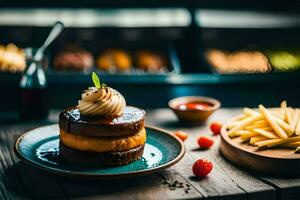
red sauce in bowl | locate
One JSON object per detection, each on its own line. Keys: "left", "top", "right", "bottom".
{"left": 176, "top": 101, "right": 213, "bottom": 111}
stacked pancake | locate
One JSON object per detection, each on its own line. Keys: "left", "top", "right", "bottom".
{"left": 59, "top": 84, "right": 146, "bottom": 166}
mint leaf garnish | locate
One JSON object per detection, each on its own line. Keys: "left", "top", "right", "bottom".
{"left": 92, "top": 72, "right": 101, "bottom": 89}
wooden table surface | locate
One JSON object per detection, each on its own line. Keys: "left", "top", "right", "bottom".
{"left": 1, "top": 108, "right": 300, "bottom": 200}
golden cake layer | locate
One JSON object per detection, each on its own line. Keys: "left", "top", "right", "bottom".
{"left": 59, "top": 128, "right": 146, "bottom": 153}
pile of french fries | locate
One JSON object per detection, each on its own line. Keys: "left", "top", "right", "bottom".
{"left": 227, "top": 101, "right": 300, "bottom": 152}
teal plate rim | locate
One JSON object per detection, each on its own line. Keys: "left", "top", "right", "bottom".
{"left": 14, "top": 125, "right": 185, "bottom": 179}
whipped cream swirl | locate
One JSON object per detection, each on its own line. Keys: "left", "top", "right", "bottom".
{"left": 78, "top": 87, "right": 126, "bottom": 117}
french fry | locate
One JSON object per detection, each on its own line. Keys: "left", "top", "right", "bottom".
{"left": 290, "top": 109, "right": 300, "bottom": 132}
{"left": 227, "top": 101, "right": 300, "bottom": 153}
{"left": 246, "top": 107, "right": 284, "bottom": 121}
{"left": 227, "top": 120, "right": 243, "bottom": 129}
{"left": 244, "top": 107, "right": 291, "bottom": 133}
{"left": 281, "top": 100, "right": 287, "bottom": 110}
{"left": 226, "top": 115, "right": 249, "bottom": 129}
{"left": 280, "top": 141, "right": 300, "bottom": 148}
{"left": 258, "top": 104, "right": 288, "bottom": 139}
{"left": 244, "top": 107, "right": 285, "bottom": 123}
{"left": 240, "top": 131, "right": 259, "bottom": 141}
{"left": 261, "top": 127, "right": 275, "bottom": 131}
{"left": 286, "top": 107, "right": 293, "bottom": 136}
{"left": 246, "top": 126, "right": 273, "bottom": 132}
{"left": 271, "top": 111, "right": 285, "bottom": 120}
{"left": 268, "top": 107, "right": 285, "bottom": 120}
{"left": 236, "top": 115, "right": 248, "bottom": 121}
{"left": 243, "top": 108, "right": 260, "bottom": 116}
{"left": 253, "top": 119, "right": 268, "bottom": 125}
{"left": 253, "top": 128, "right": 278, "bottom": 139}
{"left": 288, "top": 108, "right": 295, "bottom": 122}
{"left": 272, "top": 117, "right": 293, "bottom": 135}
{"left": 250, "top": 136, "right": 268, "bottom": 145}
{"left": 279, "top": 100, "right": 287, "bottom": 117}
{"left": 235, "top": 130, "right": 253, "bottom": 135}
{"left": 228, "top": 115, "right": 261, "bottom": 137}
{"left": 295, "top": 115, "right": 300, "bottom": 135}
{"left": 266, "top": 136, "right": 300, "bottom": 148}
{"left": 245, "top": 123, "right": 270, "bottom": 130}
{"left": 231, "top": 130, "right": 250, "bottom": 137}
{"left": 254, "top": 138, "right": 282, "bottom": 148}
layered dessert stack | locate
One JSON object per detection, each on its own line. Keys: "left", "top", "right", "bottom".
{"left": 58, "top": 73, "right": 146, "bottom": 166}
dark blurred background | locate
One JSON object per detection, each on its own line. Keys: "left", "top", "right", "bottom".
{"left": 1, "top": 0, "right": 300, "bottom": 111}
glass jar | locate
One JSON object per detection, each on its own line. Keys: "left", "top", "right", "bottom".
{"left": 18, "top": 48, "right": 49, "bottom": 120}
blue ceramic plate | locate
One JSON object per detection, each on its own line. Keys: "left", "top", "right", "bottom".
{"left": 14, "top": 125, "right": 185, "bottom": 178}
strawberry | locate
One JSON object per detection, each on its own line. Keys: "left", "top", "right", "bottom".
{"left": 210, "top": 122, "right": 222, "bottom": 135}
{"left": 197, "top": 136, "right": 214, "bottom": 149}
{"left": 174, "top": 131, "right": 188, "bottom": 142}
{"left": 192, "top": 159, "right": 213, "bottom": 178}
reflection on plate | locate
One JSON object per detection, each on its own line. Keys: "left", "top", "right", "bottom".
{"left": 15, "top": 125, "right": 185, "bottom": 178}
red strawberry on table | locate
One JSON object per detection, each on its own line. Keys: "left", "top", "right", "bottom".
{"left": 210, "top": 122, "right": 222, "bottom": 135}
{"left": 193, "top": 159, "right": 213, "bottom": 178}
{"left": 197, "top": 136, "right": 214, "bottom": 149}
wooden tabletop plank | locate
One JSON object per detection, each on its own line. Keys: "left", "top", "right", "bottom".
{"left": 0, "top": 123, "right": 67, "bottom": 200}
{"left": 204, "top": 108, "right": 300, "bottom": 200}
{"left": 259, "top": 177, "right": 300, "bottom": 200}
{"left": 146, "top": 109, "right": 276, "bottom": 200}
{"left": 59, "top": 169, "right": 201, "bottom": 200}
{"left": 0, "top": 128, "right": 30, "bottom": 200}
{"left": 2, "top": 109, "right": 300, "bottom": 199}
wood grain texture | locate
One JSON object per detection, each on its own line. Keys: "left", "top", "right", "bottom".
{"left": 146, "top": 109, "right": 275, "bottom": 200}
{"left": 59, "top": 169, "right": 201, "bottom": 200}
{"left": 3, "top": 108, "right": 300, "bottom": 200}
{"left": 260, "top": 177, "right": 300, "bottom": 200}
{"left": 0, "top": 121, "right": 67, "bottom": 200}
{"left": 0, "top": 128, "right": 30, "bottom": 200}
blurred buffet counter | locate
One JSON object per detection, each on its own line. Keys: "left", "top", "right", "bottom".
{"left": 1, "top": 6, "right": 300, "bottom": 110}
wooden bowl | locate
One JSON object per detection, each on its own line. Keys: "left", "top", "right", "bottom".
{"left": 168, "top": 96, "right": 221, "bottom": 125}
{"left": 220, "top": 115, "right": 300, "bottom": 176}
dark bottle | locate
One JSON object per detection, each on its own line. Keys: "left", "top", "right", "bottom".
{"left": 19, "top": 48, "right": 49, "bottom": 120}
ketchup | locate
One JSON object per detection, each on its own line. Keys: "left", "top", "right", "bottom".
{"left": 177, "top": 101, "right": 212, "bottom": 111}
